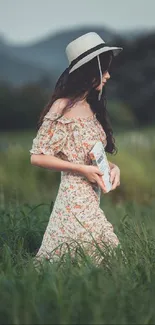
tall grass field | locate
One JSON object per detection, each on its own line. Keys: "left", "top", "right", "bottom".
{"left": 0, "top": 126, "right": 155, "bottom": 324}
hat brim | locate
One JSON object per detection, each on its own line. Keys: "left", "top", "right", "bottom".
{"left": 69, "top": 46, "right": 123, "bottom": 73}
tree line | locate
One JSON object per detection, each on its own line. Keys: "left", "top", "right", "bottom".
{"left": 0, "top": 77, "right": 154, "bottom": 131}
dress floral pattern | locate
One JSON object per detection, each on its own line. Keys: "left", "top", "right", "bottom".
{"left": 29, "top": 109, "right": 120, "bottom": 263}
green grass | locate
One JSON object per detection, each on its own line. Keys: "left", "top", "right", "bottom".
{"left": 0, "top": 125, "right": 155, "bottom": 323}
{"left": 1, "top": 126, "right": 155, "bottom": 206}
{"left": 0, "top": 200, "right": 155, "bottom": 324}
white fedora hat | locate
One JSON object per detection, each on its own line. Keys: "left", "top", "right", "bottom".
{"left": 66, "top": 32, "right": 123, "bottom": 74}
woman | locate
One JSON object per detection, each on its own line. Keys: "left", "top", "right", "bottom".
{"left": 29, "top": 32, "right": 123, "bottom": 263}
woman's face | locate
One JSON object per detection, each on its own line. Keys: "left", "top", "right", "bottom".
{"left": 95, "top": 70, "right": 111, "bottom": 91}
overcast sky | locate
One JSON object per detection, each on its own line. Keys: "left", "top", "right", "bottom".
{"left": 0, "top": 0, "right": 155, "bottom": 44}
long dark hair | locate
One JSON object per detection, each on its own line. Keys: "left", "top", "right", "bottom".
{"left": 37, "top": 50, "right": 118, "bottom": 155}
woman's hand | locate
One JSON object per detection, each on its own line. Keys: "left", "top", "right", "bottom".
{"left": 109, "top": 164, "right": 120, "bottom": 190}
{"left": 80, "top": 164, "right": 120, "bottom": 194}
{"left": 80, "top": 165, "right": 106, "bottom": 193}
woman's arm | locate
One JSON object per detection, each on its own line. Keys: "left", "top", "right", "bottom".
{"left": 31, "top": 155, "right": 116, "bottom": 174}
{"left": 31, "top": 154, "right": 85, "bottom": 174}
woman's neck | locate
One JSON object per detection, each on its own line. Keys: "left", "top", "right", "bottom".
{"left": 76, "top": 92, "right": 88, "bottom": 104}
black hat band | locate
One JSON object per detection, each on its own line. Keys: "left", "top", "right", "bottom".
{"left": 69, "top": 43, "right": 108, "bottom": 70}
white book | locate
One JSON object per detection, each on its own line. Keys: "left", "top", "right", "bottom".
{"left": 89, "top": 141, "right": 112, "bottom": 193}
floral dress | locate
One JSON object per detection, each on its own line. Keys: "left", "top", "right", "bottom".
{"left": 29, "top": 109, "right": 120, "bottom": 262}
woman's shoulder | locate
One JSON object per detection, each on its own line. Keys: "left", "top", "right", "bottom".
{"left": 48, "top": 98, "right": 69, "bottom": 115}
{"left": 44, "top": 98, "right": 73, "bottom": 124}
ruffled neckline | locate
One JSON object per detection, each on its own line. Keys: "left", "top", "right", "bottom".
{"left": 45, "top": 111, "right": 97, "bottom": 123}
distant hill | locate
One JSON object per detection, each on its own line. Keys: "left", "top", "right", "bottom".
{"left": 1, "top": 26, "right": 155, "bottom": 126}
{"left": 0, "top": 26, "right": 126, "bottom": 86}
{"left": 0, "top": 51, "right": 51, "bottom": 86}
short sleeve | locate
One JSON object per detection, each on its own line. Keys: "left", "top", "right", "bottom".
{"left": 29, "top": 112, "right": 68, "bottom": 156}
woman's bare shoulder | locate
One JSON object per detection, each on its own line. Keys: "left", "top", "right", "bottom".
{"left": 48, "top": 98, "right": 69, "bottom": 114}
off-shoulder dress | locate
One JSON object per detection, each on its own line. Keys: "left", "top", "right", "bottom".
{"left": 29, "top": 109, "right": 120, "bottom": 262}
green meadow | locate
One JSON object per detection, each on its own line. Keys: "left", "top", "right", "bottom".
{"left": 0, "top": 125, "right": 154, "bottom": 206}
{"left": 0, "top": 125, "right": 155, "bottom": 324}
